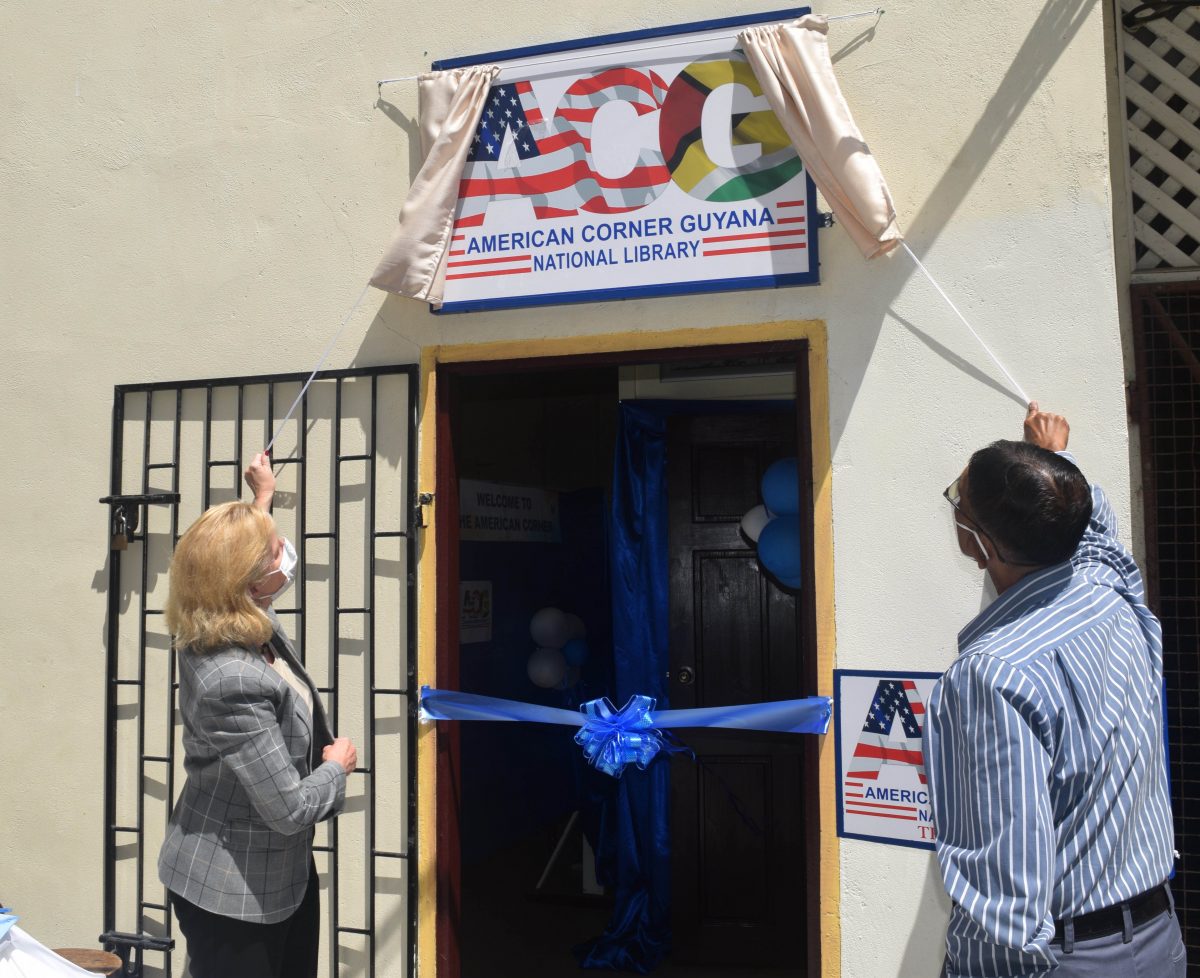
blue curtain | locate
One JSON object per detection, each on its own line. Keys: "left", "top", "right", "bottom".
{"left": 577, "top": 403, "right": 672, "bottom": 973}
{"left": 578, "top": 399, "right": 794, "bottom": 972}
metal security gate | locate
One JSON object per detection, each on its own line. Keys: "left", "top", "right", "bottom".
{"left": 1129, "top": 284, "right": 1200, "bottom": 974}
{"left": 101, "top": 365, "right": 418, "bottom": 978}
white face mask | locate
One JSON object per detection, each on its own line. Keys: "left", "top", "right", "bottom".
{"left": 257, "top": 537, "right": 298, "bottom": 604}
{"left": 979, "top": 572, "right": 999, "bottom": 612}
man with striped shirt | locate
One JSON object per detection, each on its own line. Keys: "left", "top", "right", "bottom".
{"left": 924, "top": 404, "right": 1184, "bottom": 977}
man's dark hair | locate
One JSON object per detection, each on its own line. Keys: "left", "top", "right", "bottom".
{"left": 964, "top": 440, "right": 1093, "bottom": 566}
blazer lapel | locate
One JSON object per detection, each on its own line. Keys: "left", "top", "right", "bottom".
{"left": 266, "top": 610, "right": 336, "bottom": 762}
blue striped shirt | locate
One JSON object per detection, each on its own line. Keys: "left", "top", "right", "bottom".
{"left": 924, "top": 456, "right": 1175, "bottom": 978}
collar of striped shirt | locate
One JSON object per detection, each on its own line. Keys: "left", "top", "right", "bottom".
{"left": 957, "top": 561, "right": 1075, "bottom": 651}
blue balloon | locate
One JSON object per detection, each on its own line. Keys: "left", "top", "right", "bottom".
{"left": 757, "top": 515, "right": 802, "bottom": 586}
{"left": 562, "top": 637, "right": 590, "bottom": 666}
{"left": 761, "top": 458, "right": 800, "bottom": 516}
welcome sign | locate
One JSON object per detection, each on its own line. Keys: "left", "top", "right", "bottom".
{"left": 434, "top": 8, "right": 821, "bottom": 313}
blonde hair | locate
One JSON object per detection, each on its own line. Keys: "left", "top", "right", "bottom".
{"left": 165, "top": 501, "right": 276, "bottom": 652}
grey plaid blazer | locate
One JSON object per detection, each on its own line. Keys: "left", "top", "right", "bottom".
{"left": 157, "top": 612, "right": 345, "bottom": 923}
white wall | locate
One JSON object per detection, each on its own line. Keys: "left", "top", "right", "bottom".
{"left": 1, "top": 0, "right": 1127, "bottom": 974}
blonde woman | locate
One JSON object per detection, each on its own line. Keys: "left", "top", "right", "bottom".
{"left": 158, "top": 454, "right": 356, "bottom": 978}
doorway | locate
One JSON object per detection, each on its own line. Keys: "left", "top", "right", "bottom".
{"left": 431, "top": 338, "right": 823, "bottom": 978}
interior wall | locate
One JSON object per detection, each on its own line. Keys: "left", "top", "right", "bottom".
{"left": 2, "top": 1, "right": 1128, "bottom": 976}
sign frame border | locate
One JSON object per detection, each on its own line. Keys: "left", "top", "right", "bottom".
{"left": 833, "top": 667, "right": 944, "bottom": 853}
{"left": 429, "top": 6, "right": 821, "bottom": 315}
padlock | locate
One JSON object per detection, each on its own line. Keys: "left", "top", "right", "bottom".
{"left": 112, "top": 509, "right": 129, "bottom": 551}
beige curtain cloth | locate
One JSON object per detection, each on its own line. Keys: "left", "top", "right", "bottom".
{"left": 370, "top": 64, "right": 500, "bottom": 303}
{"left": 739, "top": 17, "right": 902, "bottom": 259}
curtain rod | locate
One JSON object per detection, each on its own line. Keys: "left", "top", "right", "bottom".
{"left": 377, "top": 8, "right": 883, "bottom": 90}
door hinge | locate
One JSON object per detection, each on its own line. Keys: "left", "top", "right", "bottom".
{"left": 413, "top": 492, "right": 435, "bottom": 529}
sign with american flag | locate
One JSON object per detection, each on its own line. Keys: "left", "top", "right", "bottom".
{"left": 834, "top": 669, "right": 942, "bottom": 851}
{"left": 432, "top": 8, "right": 820, "bottom": 313}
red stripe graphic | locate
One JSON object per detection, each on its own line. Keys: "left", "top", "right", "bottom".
{"left": 844, "top": 806, "right": 916, "bottom": 820}
{"left": 444, "top": 266, "right": 531, "bottom": 281}
{"left": 459, "top": 160, "right": 670, "bottom": 197}
{"left": 703, "top": 243, "right": 807, "bottom": 257}
{"left": 702, "top": 229, "right": 807, "bottom": 245}
{"left": 449, "top": 250, "right": 464, "bottom": 257}
{"left": 852, "top": 743, "right": 925, "bottom": 765}
{"left": 777, "top": 216, "right": 806, "bottom": 225}
{"left": 844, "top": 797, "right": 917, "bottom": 813}
{"left": 847, "top": 771, "right": 880, "bottom": 780}
{"left": 565, "top": 67, "right": 659, "bottom": 98}
{"left": 778, "top": 199, "right": 806, "bottom": 208}
{"left": 446, "top": 254, "right": 532, "bottom": 268}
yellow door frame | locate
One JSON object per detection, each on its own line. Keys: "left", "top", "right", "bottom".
{"left": 412, "top": 319, "right": 840, "bottom": 977}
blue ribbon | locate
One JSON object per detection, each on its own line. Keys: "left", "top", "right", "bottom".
{"left": 419, "top": 686, "right": 832, "bottom": 778}
{"left": 0, "top": 909, "right": 17, "bottom": 942}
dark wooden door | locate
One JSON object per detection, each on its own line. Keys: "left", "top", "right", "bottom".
{"left": 667, "top": 411, "right": 807, "bottom": 969}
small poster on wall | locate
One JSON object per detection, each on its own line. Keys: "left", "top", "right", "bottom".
{"left": 459, "top": 479, "right": 561, "bottom": 543}
{"left": 460, "top": 581, "right": 493, "bottom": 644}
{"left": 834, "top": 669, "right": 942, "bottom": 851}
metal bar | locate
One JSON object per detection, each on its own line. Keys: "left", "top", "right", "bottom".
{"left": 115, "top": 364, "right": 405, "bottom": 397}
{"left": 134, "top": 393, "right": 153, "bottom": 933}
{"left": 331, "top": 376, "right": 343, "bottom": 977}
{"left": 235, "top": 385, "right": 244, "bottom": 500}
{"left": 203, "top": 387, "right": 213, "bottom": 511}
{"left": 103, "top": 390, "right": 125, "bottom": 934}
{"left": 299, "top": 382, "right": 309, "bottom": 670}
{"left": 368, "top": 372, "right": 378, "bottom": 978}
{"left": 165, "top": 387, "right": 182, "bottom": 978}
{"left": 406, "top": 366, "right": 419, "bottom": 978}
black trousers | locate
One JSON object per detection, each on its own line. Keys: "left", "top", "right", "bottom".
{"left": 170, "top": 860, "right": 320, "bottom": 978}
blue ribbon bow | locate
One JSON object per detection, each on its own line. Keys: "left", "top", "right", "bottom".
{"left": 574, "top": 695, "right": 664, "bottom": 777}
{"left": 419, "top": 686, "right": 832, "bottom": 778}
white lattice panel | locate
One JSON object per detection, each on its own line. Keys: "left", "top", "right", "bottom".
{"left": 1120, "top": 1, "right": 1200, "bottom": 271}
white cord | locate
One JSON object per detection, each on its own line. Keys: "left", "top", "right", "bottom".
{"left": 376, "top": 8, "right": 884, "bottom": 88}
{"left": 264, "top": 281, "right": 374, "bottom": 454}
{"left": 900, "top": 241, "right": 1031, "bottom": 405}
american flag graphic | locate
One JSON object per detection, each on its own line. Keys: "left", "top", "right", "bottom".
{"left": 844, "top": 680, "right": 928, "bottom": 824}
{"left": 446, "top": 71, "right": 672, "bottom": 282}
{"left": 454, "top": 70, "right": 670, "bottom": 227}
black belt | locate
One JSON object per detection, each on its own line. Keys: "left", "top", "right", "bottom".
{"left": 1052, "top": 884, "right": 1171, "bottom": 944}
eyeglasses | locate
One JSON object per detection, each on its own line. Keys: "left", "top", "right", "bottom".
{"left": 943, "top": 476, "right": 993, "bottom": 562}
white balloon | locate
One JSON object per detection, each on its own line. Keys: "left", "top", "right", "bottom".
{"left": 530, "top": 607, "right": 570, "bottom": 649}
{"left": 740, "top": 504, "right": 772, "bottom": 543}
{"left": 527, "top": 647, "right": 567, "bottom": 689}
{"left": 564, "top": 613, "right": 587, "bottom": 641}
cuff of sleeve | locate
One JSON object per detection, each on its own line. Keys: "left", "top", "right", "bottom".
{"left": 322, "top": 760, "right": 348, "bottom": 818}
